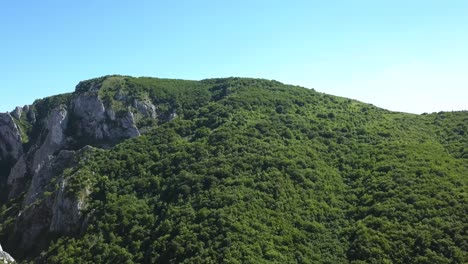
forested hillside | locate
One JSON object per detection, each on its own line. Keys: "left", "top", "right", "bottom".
{"left": 0, "top": 76, "right": 467, "bottom": 263}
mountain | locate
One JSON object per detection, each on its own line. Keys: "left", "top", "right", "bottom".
{"left": 0, "top": 75, "right": 467, "bottom": 263}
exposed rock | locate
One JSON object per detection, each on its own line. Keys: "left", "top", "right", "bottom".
{"left": 133, "top": 99, "right": 157, "bottom": 119}
{"left": 106, "top": 107, "right": 116, "bottom": 121}
{"left": 12, "top": 195, "right": 54, "bottom": 257}
{"left": 31, "top": 105, "right": 68, "bottom": 175}
{"left": 50, "top": 177, "right": 91, "bottom": 233}
{"left": 6, "top": 106, "right": 68, "bottom": 200}
{"left": 10, "top": 107, "right": 23, "bottom": 120}
{"left": 0, "top": 113, "right": 23, "bottom": 163}
{"left": 0, "top": 77, "right": 167, "bottom": 261}
{"left": 0, "top": 113, "right": 23, "bottom": 201}
{"left": 70, "top": 93, "right": 140, "bottom": 143}
{"left": 5, "top": 89, "right": 145, "bottom": 212}
{"left": 7, "top": 156, "right": 27, "bottom": 185}
{"left": 11, "top": 105, "right": 35, "bottom": 123}
{"left": 70, "top": 94, "right": 107, "bottom": 140}
{"left": 6, "top": 156, "right": 27, "bottom": 198}
{"left": 2, "top": 94, "right": 140, "bottom": 258}
{"left": 119, "top": 111, "right": 140, "bottom": 138}
{"left": 26, "top": 106, "right": 36, "bottom": 124}
{"left": 0, "top": 243, "right": 15, "bottom": 263}
{"left": 1, "top": 107, "right": 73, "bottom": 255}
{"left": 12, "top": 148, "right": 90, "bottom": 257}
{"left": 24, "top": 150, "right": 74, "bottom": 207}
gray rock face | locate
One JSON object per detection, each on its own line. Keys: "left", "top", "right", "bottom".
{"left": 1, "top": 78, "right": 168, "bottom": 260}
{"left": 50, "top": 177, "right": 91, "bottom": 233}
{"left": 0, "top": 113, "right": 23, "bottom": 164}
{"left": 119, "top": 111, "right": 140, "bottom": 138}
{"left": 7, "top": 106, "right": 69, "bottom": 199}
{"left": 26, "top": 106, "right": 36, "bottom": 124}
{"left": 3, "top": 106, "right": 76, "bottom": 255}
{"left": 13, "top": 149, "right": 88, "bottom": 257}
{"left": 70, "top": 94, "right": 107, "bottom": 139}
{"left": 3, "top": 93, "right": 146, "bottom": 256}
{"left": 24, "top": 150, "right": 73, "bottom": 207}
{"left": 10, "top": 105, "right": 35, "bottom": 124}
{"left": 70, "top": 93, "right": 140, "bottom": 143}
{"left": 0, "top": 243, "right": 15, "bottom": 263}
{"left": 10, "top": 107, "right": 22, "bottom": 120}
{"left": 133, "top": 99, "right": 157, "bottom": 119}
{"left": 0, "top": 113, "right": 23, "bottom": 201}
{"left": 6, "top": 156, "right": 27, "bottom": 198}
{"left": 31, "top": 106, "right": 68, "bottom": 175}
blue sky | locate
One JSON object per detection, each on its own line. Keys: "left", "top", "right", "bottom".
{"left": 1, "top": 0, "right": 467, "bottom": 113}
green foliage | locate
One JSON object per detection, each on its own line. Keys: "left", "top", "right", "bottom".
{"left": 12, "top": 111, "right": 33, "bottom": 144}
{"left": 32, "top": 93, "right": 73, "bottom": 120}
{"left": 3, "top": 76, "right": 468, "bottom": 263}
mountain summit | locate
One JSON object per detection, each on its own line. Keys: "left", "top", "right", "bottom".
{"left": 0, "top": 76, "right": 467, "bottom": 263}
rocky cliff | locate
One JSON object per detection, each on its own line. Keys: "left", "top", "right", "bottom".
{"left": 0, "top": 113, "right": 23, "bottom": 202}
{"left": 0, "top": 76, "right": 175, "bottom": 259}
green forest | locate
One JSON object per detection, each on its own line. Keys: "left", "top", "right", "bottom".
{"left": 1, "top": 76, "right": 467, "bottom": 263}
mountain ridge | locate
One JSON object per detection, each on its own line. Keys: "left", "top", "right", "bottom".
{"left": 0, "top": 75, "right": 467, "bottom": 263}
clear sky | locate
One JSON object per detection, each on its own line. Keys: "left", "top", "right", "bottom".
{"left": 1, "top": 0, "right": 467, "bottom": 114}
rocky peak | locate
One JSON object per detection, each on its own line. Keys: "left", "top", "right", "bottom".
{"left": 10, "top": 107, "right": 22, "bottom": 120}
{"left": 9, "top": 105, "right": 36, "bottom": 124}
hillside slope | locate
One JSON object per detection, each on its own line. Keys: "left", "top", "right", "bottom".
{"left": 0, "top": 76, "right": 467, "bottom": 263}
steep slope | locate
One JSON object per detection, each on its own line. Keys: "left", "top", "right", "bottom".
{"left": 0, "top": 76, "right": 194, "bottom": 259}
{"left": 0, "top": 76, "right": 467, "bottom": 263}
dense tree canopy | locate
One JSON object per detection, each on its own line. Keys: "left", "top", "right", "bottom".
{"left": 1, "top": 76, "right": 467, "bottom": 263}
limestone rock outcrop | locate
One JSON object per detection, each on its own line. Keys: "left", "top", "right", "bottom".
{"left": 0, "top": 113, "right": 23, "bottom": 201}
{"left": 70, "top": 93, "right": 140, "bottom": 144}
{"left": 0, "top": 113, "right": 22, "bottom": 165}
{"left": 0, "top": 77, "right": 166, "bottom": 258}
